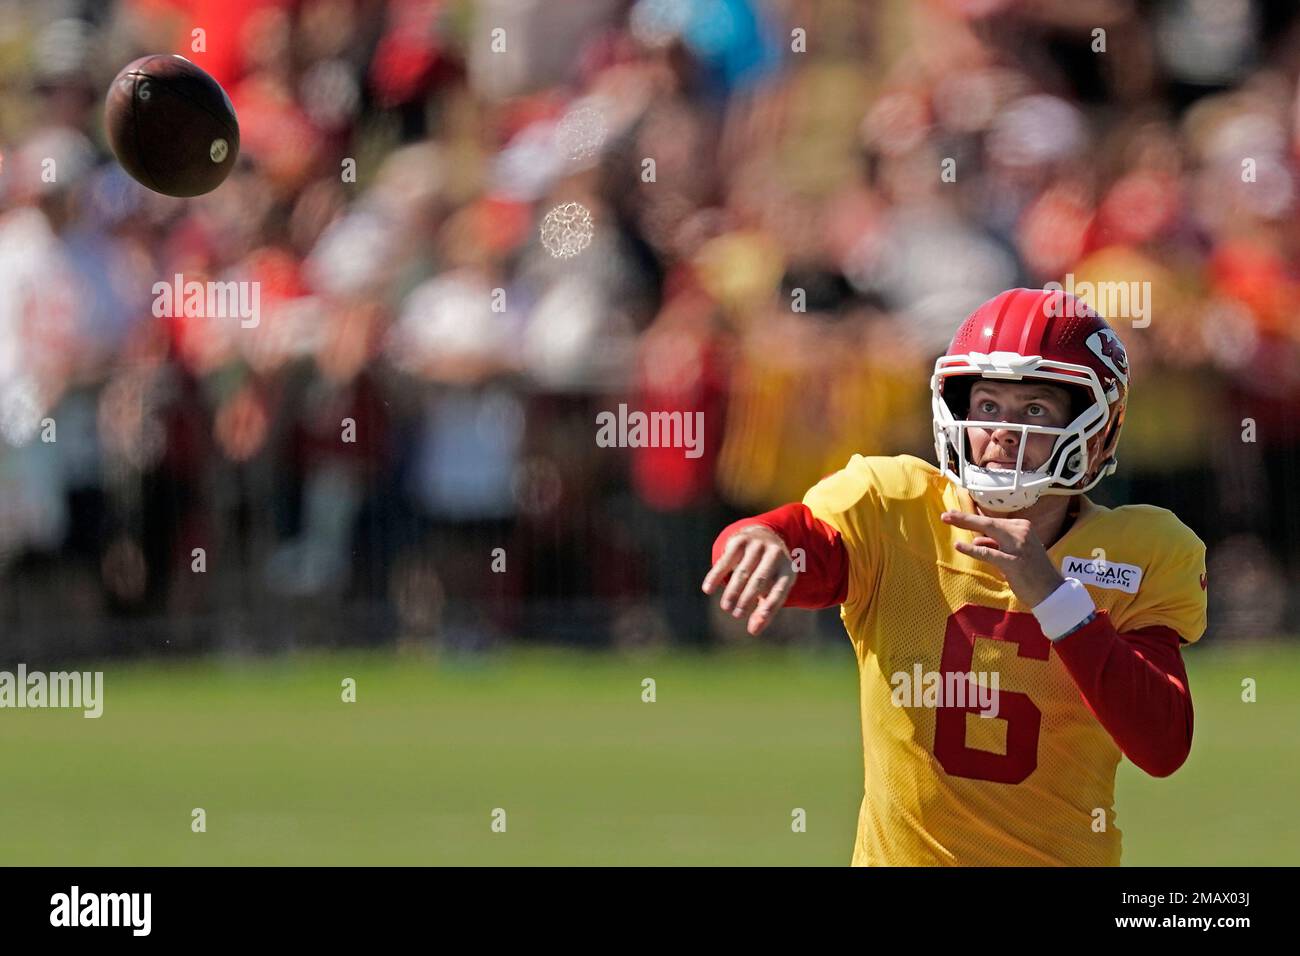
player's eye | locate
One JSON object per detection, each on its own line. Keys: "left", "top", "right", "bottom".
{"left": 1027, "top": 403, "right": 1046, "bottom": 416}
{"left": 977, "top": 400, "right": 998, "bottom": 415}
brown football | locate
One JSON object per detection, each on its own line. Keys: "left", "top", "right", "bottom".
{"left": 104, "top": 54, "right": 239, "bottom": 198}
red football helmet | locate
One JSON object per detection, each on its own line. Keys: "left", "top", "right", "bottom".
{"left": 931, "top": 287, "right": 1130, "bottom": 512}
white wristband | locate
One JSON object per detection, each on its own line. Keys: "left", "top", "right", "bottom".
{"left": 1032, "top": 577, "right": 1097, "bottom": 642}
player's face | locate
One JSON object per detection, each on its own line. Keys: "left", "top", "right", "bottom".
{"left": 965, "top": 381, "right": 1073, "bottom": 473}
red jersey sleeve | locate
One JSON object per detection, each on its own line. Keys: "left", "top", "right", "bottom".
{"left": 1053, "top": 610, "right": 1194, "bottom": 778}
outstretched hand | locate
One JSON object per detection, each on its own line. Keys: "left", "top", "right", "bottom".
{"left": 701, "top": 526, "right": 797, "bottom": 636}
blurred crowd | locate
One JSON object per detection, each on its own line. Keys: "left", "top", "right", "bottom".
{"left": 1, "top": 0, "right": 1299, "bottom": 661}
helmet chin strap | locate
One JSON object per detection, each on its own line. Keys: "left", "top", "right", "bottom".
{"left": 963, "top": 464, "right": 1050, "bottom": 513}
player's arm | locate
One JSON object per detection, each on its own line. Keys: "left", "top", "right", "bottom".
{"left": 1049, "top": 612, "right": 1193, "bottom": 778}
{"left": 941, "top": 509, "right": 1201, "bottom": 777}
{"left": 702, "top": 503, "right": 849, "bottom": 635}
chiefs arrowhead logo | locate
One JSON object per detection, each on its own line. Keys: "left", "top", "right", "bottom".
{"left": 1200, "top": 572, "right": 1208, "bottom": 591}
{"left": 1086, "top": 328, "right": 1129, "bottom": 380}
{"left": 1099, "top": 334, "right": 1128, "bottom": 372}
{"left": 1086, "top": 328, "right": 1130, "bottom": 402}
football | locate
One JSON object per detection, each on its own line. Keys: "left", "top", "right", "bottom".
{"left": 104, "top": 54, "right": 239, "bottom": 197}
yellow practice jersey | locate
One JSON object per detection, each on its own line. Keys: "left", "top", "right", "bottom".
{"left": 802, "top": 454, "right": 1208, "bottom": 866}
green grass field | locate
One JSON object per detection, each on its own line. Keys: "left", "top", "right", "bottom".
{"left": 0, "top": 642, "right": 1295, "bottom": 865}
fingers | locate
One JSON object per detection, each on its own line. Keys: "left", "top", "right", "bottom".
{"left": 954, "top": 539, "right": 1011, "bottom": 567}
{"left": 944, "top": 511, "right": 1028, "bottom": 552}
{"left": 703, "top": 526, "right": 796, "bottom": 636}
{"left": 747, "top": 573, "right": 794, "bottom": 635}
{"left": 941, "top": 510, "right": 1001, "bottom": 535}
{"left": 701, "top": 533, "right": 747, "bottom": 594}
{"left": 731, "top": 547, "right": 785, "bottom": 619}
{"left": 719, "top": 539, "right": 765, "bottom": 612}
